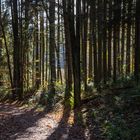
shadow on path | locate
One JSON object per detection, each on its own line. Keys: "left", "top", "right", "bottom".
{"left": 47, "top": 105, "right": 86, "bottom": 140}
{"left": 0, "top": 103, "right": 54, "bottom": 140}
{"left": 47, "top": 105, "right": 71, "bottom": 140}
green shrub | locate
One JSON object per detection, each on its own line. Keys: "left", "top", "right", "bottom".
{"left": 103, "top": 118, "right": 131, "bottom": 140}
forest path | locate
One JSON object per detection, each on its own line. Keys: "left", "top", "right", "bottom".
{"left": 1, "top": 89, "right": 140, "bottom": 140}
{"left": 0, "top": 102, "right": 73, "bottom": 140}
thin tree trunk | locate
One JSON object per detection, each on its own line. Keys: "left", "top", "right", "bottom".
{"left": 108, "top": 0, "right": 112, "bottom": 79}
{"left": 97, "top": 0, "right": 103, "bottom": 84}
{"left": 126, "top": 0, "right": 132, "bottom": 75}
{"left": 35, "top": 0, "right": 41, "bottom": 89}
{"left": 103, "top": 0, "right": 107, "bottom": 84}
{"left": 88, "top": 7, "right": 93, "bottom": 80}
{"left": 134, "top": 0, "right": 140, "bottom": 83}
{"left": 0, "top": 0, "right": 3, "bottom": 86}
{"left": 90, "top": 0, "right": 98, "bottom": 86}
{"left": 40, "top": 11, "right": 45, "bottom": 86}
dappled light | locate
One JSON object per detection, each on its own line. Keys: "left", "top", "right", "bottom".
{"left": 0, "top": 0, "right": 140, "bottom": 139}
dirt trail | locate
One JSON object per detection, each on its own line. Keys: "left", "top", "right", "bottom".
{"left": 0, "top": 101, "right": 100, "bottom": 140}
{"left": 0, "top": 103, "right": 67, "bottom": 140}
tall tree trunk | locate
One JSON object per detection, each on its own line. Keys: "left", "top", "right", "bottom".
{"left": 68, "top": 0, "right": 81, "bottom": 107}
{"left": 11, "top": 0, "right": 23, "bottom": 99}
{"left": 25, "top": 0, "right": 29, "bottom": 90}
{"left": 121, "top": 0, "right": 126, "bottom": 76}
{"left": 56, "top": 0, "right": 62, "bottom": 83}
{"left": 135, "top": 0, "right": 140, "bottom": 83}
{"left": 62, "top": 0, "right": 72, "bottom": 103}
{"left": 126, "top": 0, "right": 132, "bottom": 75}
{"left": 45, "top": 18, "right": 49, "bottom": 83}
{"left": 0, "top": 0, "right": 2, "bottom": 86}
{"left": 103, "top": 0, "right": 107, "bottom": 84}
{"left": 88, "top": 6, "right": 93, "bottom": 80}
{"left": 108, "top": 0, "right": 113, "bottom": 79}
{"left": 49, "top": 0, "right": 56, "bottom": 94}
{"left": 82, "top": 0, "right": 88, "bottom": 91}
{"left": 117, "top": 0, "right": 121, "bottom": 77}
{"left": 40, "top": 10, "right": 45, "bottom": 86}
{"left": 113, "top": 0, "right": 117, "bottom": 82}
{"left": 90, "top": 0, "right": 98, "bottom": 86}
{"left": 97, "top": 0, "right": 103, "bottom": 84}
{"left": 35, "top": 0, "right": 41, "bottom": 89}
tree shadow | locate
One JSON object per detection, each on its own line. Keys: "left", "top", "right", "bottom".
{"left": 81, "top": 97, "right": 106, "bottom": 140}
{"left": 47, "top": 104, "right": 86, "bottom": 140}
{"left": 0, "top": 102, "right": 55, "bottom": 140}
{"left": 85, "top": 106, "right": 104, "bottom": 140}
{"left": 68, "top": 107, "right": 86, "bottom": 140}
{"left": 46, "top": 105, "right": 71, "bottom": 140}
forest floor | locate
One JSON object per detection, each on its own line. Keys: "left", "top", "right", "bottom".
{"left": 0, "top": 88, "right": 140, "bottom": 140}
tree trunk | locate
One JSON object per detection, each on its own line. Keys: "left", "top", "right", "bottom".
{"left": 135, "top": 0, "right": 140, "bottom": 83}
{"left": 103, "top": 0, "right": 107, "bottom": 84}
{"left": 49, "top": 0, "right": 56, "bottom": 94}
{"left": 35, "top": 0, "right": 41, "bottom": 89}
{"left": 62, "top": 0, "right": 72, "bottom": 103}
{"left": 97, "top": 0, "right": 103, "bottom": 84}
{"left": 11, "top": 0, "right": 23, "bottom": 99}
{"left": 0, "top": 0, "right": 2, "bottom": 86}
{"left": 108, "top": 0, "right": 113, "bottom": 79}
